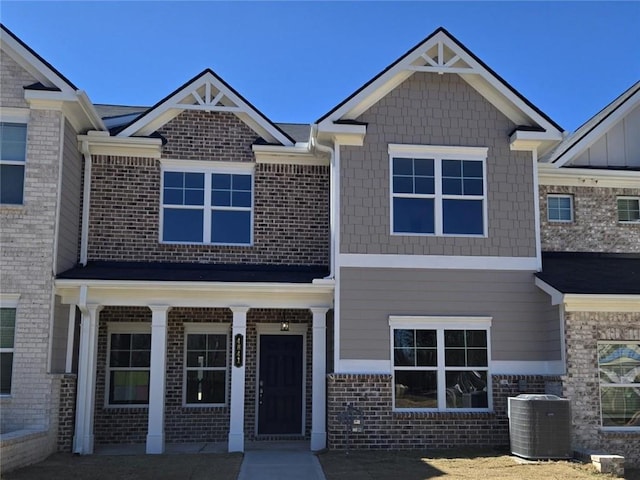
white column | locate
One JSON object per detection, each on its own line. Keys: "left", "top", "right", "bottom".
{"left": 228, "top": 306, "right": 249, "bottom": 453}
{"left": 73, "top": 303, "right": 101, "bottom": 454}
{"left": 65, "top": 305, "right": 77, "bottom": 373}
{"left": 310, "top": 307, "right": 329, "bottom": 451}
{"left": 146, "top": 305, "right": 170, "bottom": 454}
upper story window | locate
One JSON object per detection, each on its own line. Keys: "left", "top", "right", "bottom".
{"left": 161, "top": 161, "right": 253, "bottom": 245}
{"left": 390, "top": 316, "right": 492, "bottom": 412}
{"left": 184, "top": 323, "right": 229, "bottom": 406}
{"left": 547, "top": 194, "right": 573, "bottom": 222}
{"left": 0, "top": 122, "right": 27, "bottom": 205}
{"left": 106, "top": 323, "right": 151, "bottom": 406}
{"left": 389, "top": 145, "right": 487, "bottom": 236}
{"left": 598, "top": 342, "right": 640, "bottom": 429}
{"left": 617, "top": 197, "right": 640, "bottom": 224}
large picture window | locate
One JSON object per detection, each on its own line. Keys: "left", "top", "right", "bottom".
{"left": 598, "top": 342, "right": 640, "bottom": 428}
{"left": 0, "top": 122, "right": 27, "bottom": 205}
{"left": 390, "top": 145, "right": 487, "bottom": 236}
{"left": 107, "top": 324, "right": 151, "bottom": 406}
{"left": 184, "top": 324, "right": 229, "bottom": 406}
{"left": 390, "top": 316, "right": 491, "bottom": 411}
{"left": 161, "top": 163, "right": 253, "bottom": 245}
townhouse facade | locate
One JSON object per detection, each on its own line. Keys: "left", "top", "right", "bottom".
{"left": 1, "top": 24, "right": 638, "bottom": 472}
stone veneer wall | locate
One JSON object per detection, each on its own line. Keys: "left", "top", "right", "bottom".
{"left": 326, "top": 374, "right": 559, "bottom": 449}
{"left": 87, "top": 157, "right": 329, "bottom": 265}
{"left": 540, "top": 185, "right": 640, "bottom": 253}
{"left": 563, "top": 311, "right": 640, "bottom": 467}
{"left": 93, "top": 307, "right": 313, "bottom": 445}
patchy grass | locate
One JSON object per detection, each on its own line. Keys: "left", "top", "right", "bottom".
{"left": 318, "top": 449, "right": 639, "bottom": 479}
{"left": 2, "top": 452, "right": 243, "bottom": 480}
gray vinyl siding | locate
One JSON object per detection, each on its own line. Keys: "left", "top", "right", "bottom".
{"left": 50, "top": 295, "right": 71, "bottom": 373}
{"left": 340, "top": 72, "right": 536, "bottom": 257}
{"left": 55, "top": 118, "right": 82, "bottom": 273}
{"left": 339, "top": 267, "right": 560, "bottom": 362}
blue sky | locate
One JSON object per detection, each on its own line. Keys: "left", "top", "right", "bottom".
{"left": 2, "top": 1, "right": 639, "bottom": 131}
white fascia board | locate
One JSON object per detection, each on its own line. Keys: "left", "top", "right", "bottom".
{"left": 76, "top": 91, "right": 107, "bottom": 131}
{"left": 534, "top": 277, "right": 564, "bottom": 305}
{"left": 563, "top": 294, "right": 640, "bottom": 312}
{"left": 509, "top": 130, "right": 563, "bottom": 153}
{"left": 252, "top": 144, "right": 329, "bottom": 166}
{"left": 316, "top": 123, "right": 367, "bottom": 146}
{"left": 538, "top": 164, "right": 640, "bottom": 188}
{"left": 552, "top": 88, "right": 640, "bottom": 167}
{"left": 25, "top": 90, "right": 106, "bottom": 133}
{"left": 339, "top": 253, "right": 538, "bottom": 271}
{"left": 78, "top": 134, "right": 162, "bottom": 158}
{"left": 24, "top": 89, "right": 77, "bottom": 104}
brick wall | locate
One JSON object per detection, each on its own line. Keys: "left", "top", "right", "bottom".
{"left": 0, "top": 49, "right": 34, "bottom": 108}
{"left": 540, "top": 185, "right": 640, "bottom": 253}
{"left": 562, "top": 311, "right": 640, "bottom": 466}
{"left": 87, "top": 158, "right": 329, "bottom": 265}
{"left": 57, "top": 374, "right": 77, "bottom": 451}
{"left": 327, "top": 373, "right": 559, "bottom": 449}
{"left": 340, "top": 72, "right": 536, "bottom": 257}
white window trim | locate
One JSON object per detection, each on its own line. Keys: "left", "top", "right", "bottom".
{"left": 159, "top": 160, "right": 255, "bottom": 246}
{"left": 183, "top": 322, "right": 230, "bottom": 408}
{"left": 617, "top": 196, "right": 640, "bottom": 224}
{"left": 597, "top": 340, "right": 640, "bottom": 432}
{"left": 547, "top": 194, "right": 574, "bottom": 223}
{"left": 0, "top": 120, "right": 28, "bottom": 206}
{"left": 105, "top": 322, "right": 151, "bottom": 408}
{"left": 388, "top": 144, "right": 488, "bottom": 237}
{"left": 0, "top": 294, "right": 19, "bottom": 397}
{"left": 389, "top": 315, "right": 492, "bottom": 413}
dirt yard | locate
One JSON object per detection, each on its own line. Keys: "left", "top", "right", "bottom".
{"left": 318, "top": 449, "right": 640, "bottom": 480}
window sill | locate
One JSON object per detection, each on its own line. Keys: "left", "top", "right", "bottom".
{"left": 160, "top": 241, "right": 253, "bottom": 247}
{"left": 182, "top": 403, "right": 228, "bottom": 409}
{"left": 103, "top": 405, "right": 149, "bottom": 410}
{"left": 598, "top": 427, "right": 640, "bottom": 435}
{"left": 393, "top": 410, "right": 494, "bottom": 419}
{"left": 391, "top": 232, "right": 487, "bottom": 238}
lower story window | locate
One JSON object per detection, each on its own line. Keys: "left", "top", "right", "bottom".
{"left": 617, "top": 197, "right": 640, "bottom": 223}
{"left": 390, "top": 316, "right": 491, "bottom": 411}
{"left": 598, "top": 342, "right": 640, "bottom": 428}
{"left": 107, "top": 324, "right": 151, "bottom": 406}
{"left": 184, "top": 324, "right": 229, "bottom": 406}
{"left": 0, "top": 307, "right": 16, "bottom": 395}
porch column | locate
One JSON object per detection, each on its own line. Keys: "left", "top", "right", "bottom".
{"left": 228, "top": 306, "right": 249, "bottom": 453}
{"left": 73, "top": 303, "right": 102, "bottom": 454}
{"left": 146, "top": 305, "right": 170, "bottom": 454}
{"left": 310, "top": 307, "right": 329, "bottom": 451}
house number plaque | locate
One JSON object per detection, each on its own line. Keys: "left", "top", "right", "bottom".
{"left": 234, "top": 334, "right": 243, "bottom": 367}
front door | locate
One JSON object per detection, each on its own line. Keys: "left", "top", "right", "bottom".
{"left": 258, "top": 334, "right": 303, "bottom": 435}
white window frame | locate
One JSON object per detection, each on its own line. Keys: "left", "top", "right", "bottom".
{"left": 159, "top": 159, "right": 255, "bottom": 246}
{"left": 183, "top": 322, "right": 230, "bottom": 407}
{"left": 617, "top": 196, "right": 640, "bottom": 224}
{"left": 388, "top": 145, "right": 488, "bottom": 237}
{"left": 0, "top": 112, "right": 29, "bottom": 206}
{"left": 105, "top": 322, "right": 151, "bottom": 408}
{"left": 597, "top": 341, "right": 640, "bottom": 431}
{"left": 389, "top": 315, "right": 492, "bottom": 412}
{"left": 547, "top": 194, "right": 574, "bottom": 222}
{"left": 0, "top": 294, "right": 19, "bottom": 397}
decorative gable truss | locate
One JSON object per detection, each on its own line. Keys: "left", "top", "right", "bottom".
{"left": 316, "top": 27, "right": 564, "bottom": 155}
{"left": 117, "top": 69, "right": 294, "bottom": 146}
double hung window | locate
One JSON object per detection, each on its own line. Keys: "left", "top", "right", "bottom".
{"left": 598, "top": 342, "right": 640, "bottom": 428}
{"left": 107, "top": 324, "right": 151, "bottom": 406}
{"left": 390, "top": 145, "right": 487, "bottom": 236}
{"left": 390, "top": 316, "right": 491, "bottom": 411}
{"left": 0, "top": 122, "right": 27, "bottom": 205}
{"left": 0, "top": 305, "right": 17, "bottom": 395}
{"left": 161, "top": 162, "right": 253, "bottom": 245}
{"left": 184, "top": 324, "right": 229, "bottom": 406}
{"left": 617, "top": 197, "right": 640, "bottom": 224}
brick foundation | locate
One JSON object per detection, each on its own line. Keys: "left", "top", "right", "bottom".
{"left": 327, "top": 373, "right": 559, "bottom": 450}
{"left": 563, "top": 311, "right": 640, "bottom": 467}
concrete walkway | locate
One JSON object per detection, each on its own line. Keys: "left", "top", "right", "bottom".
{"left": 238, "top": 442, "right": 326, "bottom": 480}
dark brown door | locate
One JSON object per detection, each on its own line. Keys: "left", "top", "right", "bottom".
{"left": 258, "top": 335, "right": 303, "bottom": 435}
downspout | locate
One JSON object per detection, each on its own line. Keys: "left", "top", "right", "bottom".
{"left": 310, "top": 126, "right": 335, "bottom": 279}
{"left": 79, "top": 140, "right": 92, "bottom": 266}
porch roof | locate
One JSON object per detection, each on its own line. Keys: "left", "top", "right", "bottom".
{"left": 58, "top": 261, "right": 329, "bottom": 284}
{"left": 535, "top": 252, "right": 640, "bottom": 295}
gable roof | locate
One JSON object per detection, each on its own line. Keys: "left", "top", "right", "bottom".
{"left": 542, "top": 81, "right": 640, "bottom": 167}
{"left": 317, "top": 27, "right": 563, "bottom": 139}
{"left": 116, "top": 69, "right": 295, "bottom": 146}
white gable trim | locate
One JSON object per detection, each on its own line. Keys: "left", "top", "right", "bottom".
{"left": 318, "top": 29, "right": 562, "bottom": 138}
{"left": 117, "top": 70, "right": 292, "bottom": 146}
